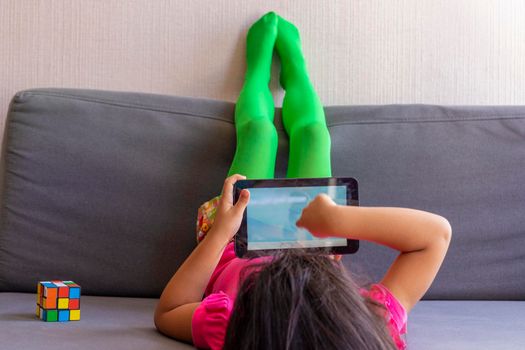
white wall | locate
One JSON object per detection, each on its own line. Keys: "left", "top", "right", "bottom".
{"left": 2, "top": 0, "right": 525, "bottom": 136}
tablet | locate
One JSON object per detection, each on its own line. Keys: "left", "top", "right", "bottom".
{"left": 233, "top": 177, "right": 359, "bottom": 258}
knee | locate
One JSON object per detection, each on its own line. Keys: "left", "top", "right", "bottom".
{"left": 238, "top": 118, "right": 278, "bottom": 140}
{"left": 290, "top": 122, "right": 330, "bottom": 142}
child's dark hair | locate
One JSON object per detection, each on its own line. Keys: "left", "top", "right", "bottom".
{"left": 223, "top": 250, "right": 397, "bottom": 350}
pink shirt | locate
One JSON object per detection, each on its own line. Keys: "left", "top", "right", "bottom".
{"left": 191, "top": 242, "right": 407, "bottom": 350}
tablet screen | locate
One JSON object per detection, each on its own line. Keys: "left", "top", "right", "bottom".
{"left": 246, "top": 185, "right": 348, "bottom": 250}
{"left": 234, "top": 177, "right": 359, "bottom": 257}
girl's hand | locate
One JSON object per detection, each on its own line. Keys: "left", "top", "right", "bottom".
{"left": 207, "top": 174, "right": 250, "bottom": 243}
{"left": 296, "top": 193, "right": 341, "bottom": 238}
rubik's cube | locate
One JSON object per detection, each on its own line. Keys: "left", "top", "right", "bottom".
{"left": 36, "top": 280, "right": 81, "bottom": 322}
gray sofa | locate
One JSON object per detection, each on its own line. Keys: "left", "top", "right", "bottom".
{"left": 0, "top": 88, "right": 524, "bottom": 349}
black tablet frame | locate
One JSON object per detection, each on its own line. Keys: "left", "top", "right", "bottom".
{"left": 233, "top": 177, "right": 359, "bottom": 258}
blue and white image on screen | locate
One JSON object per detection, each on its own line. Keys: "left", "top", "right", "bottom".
{"left": 246, "top": 185, "right": 348, "bottom": 250}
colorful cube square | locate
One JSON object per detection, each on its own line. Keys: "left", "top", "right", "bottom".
{"left": 69, "top": 298, "right": 80, "bottom": 310}
{"left": 69, "top": 309, "right": 81, "bottom": 321}
{"left": 36, "top": 280, "right": 81, "bottom": 322}
{"left": 69, "top": 287, "right": 81, "bottom": 299}
{"left": 45, "top": 309, "right": 58, "bottom": 322}
{"left": 58, "top": 298, "right": 69, "bottom": 309}
{"left": 58, "top": 310, "right": 70, "bottom": 322}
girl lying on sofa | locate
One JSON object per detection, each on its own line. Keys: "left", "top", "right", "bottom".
{"left": 154, "top": 11, "right": 451, "bottom": 350}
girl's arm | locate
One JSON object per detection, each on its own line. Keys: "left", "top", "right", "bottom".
{"left": 154, "top": 174, "right": 250, "bottom": 341}
{"left": 296, "top": 194, "right": 452, "bottom": 313}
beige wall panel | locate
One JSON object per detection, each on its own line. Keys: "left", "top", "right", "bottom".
{"left": 2, "top": 0, "right": 525, "bottom": 136}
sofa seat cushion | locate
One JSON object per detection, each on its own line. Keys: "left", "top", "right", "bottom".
{"left": 409, "top": 300, "right": 525, "bottom": 349}
{"left": 0, "top": 292, "right": 192, "bottom": 350}
{"left": 2, "top": 293, "right": 524, "bottom": 349}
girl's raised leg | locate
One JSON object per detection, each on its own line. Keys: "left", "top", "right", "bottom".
{"left": 275, "top": 16, "right": 331, "bottom": 178}
{"left": 227, "top": 12, "right": 279, "bottom": 179}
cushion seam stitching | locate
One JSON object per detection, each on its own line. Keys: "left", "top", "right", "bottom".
{"left": 14, "top": 91, "right": 525, "bottom": 126}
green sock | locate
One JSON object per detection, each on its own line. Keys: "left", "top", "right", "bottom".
{"left": 228, "top": 12, "right": 279, "bottom": 179}
{"left": 276, "top": 15, "right": 332, "bottom": 178}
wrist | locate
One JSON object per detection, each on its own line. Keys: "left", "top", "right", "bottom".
{"left": 328, "top": 205, "right": 347, "bottom": 237}
{"left": 204, "top": 227, "right": 232, "bottom": 248}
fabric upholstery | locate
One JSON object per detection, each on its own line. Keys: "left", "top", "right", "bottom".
{"left": 1, "top": 293, "right": 523, "bottom": 350}
{"left": 408, "top": 300, "right": 525, "bottom": 349}
{"left": 0, "top": 292, "right": 192, "bottom": 350}
{"left": 0, "top": 88, "right": 524, "bottom": 300}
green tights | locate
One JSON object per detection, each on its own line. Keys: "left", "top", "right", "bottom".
{"left": 227, "top": 12, "right": 331, "bottom": 179}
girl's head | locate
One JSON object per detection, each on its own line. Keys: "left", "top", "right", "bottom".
{"left": 223, "top": 250, "right": 397, "bottom": 350}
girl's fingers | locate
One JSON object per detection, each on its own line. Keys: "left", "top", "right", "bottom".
{"left": 233, "top": 189, "right": 250, "bottom": 215}
{"left": 296, "top": 207, "right": 308, "bottom": 228}
{"left": 328, "top": 255, "right": 342, "bottom": 261}
{"left": 221, "top": 174, "right": 246, "bottom": 207}
{"left": 296, "top": 216, "right": 304, "bottom": 228}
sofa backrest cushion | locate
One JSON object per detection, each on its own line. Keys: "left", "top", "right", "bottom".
{"left": 1, "top": 88, "right": 524, "bottom": 299}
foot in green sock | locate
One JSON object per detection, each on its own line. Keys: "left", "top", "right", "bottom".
{"left": 234, "top": 11, "right": 278, "bottom": 126}
{"left": 275, "top": 15, "right": 308, "bottom": 89}
{"left": 245, "top": 11, "right": 278, "bottom": 84}
{"left": 227, "top": 12, "right": 279, "bottom": 178}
